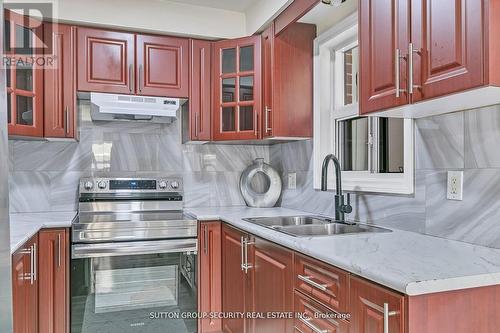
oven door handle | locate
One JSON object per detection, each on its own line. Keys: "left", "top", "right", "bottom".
{"left": 72, "top": 239, "right": 198, "bottom": 259}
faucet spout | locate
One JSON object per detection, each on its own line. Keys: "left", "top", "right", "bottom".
{"left": 321, "top": 154, "right": 353, "bottom": 222}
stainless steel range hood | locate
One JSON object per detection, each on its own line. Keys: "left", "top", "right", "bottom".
{"left": 90, "top": 92, "right": 186, "bottom": 124}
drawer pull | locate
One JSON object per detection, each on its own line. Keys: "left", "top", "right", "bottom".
{"left": 299, "top": 317, "right": 329, "bottom": 333}
{"left": 298, "top": 274, "right": 328, "bottom": 291}
{"left": 294, "top": 326, "right": 306, "bottom": 333}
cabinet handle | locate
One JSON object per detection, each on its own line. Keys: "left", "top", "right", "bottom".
{"left": 129, "top": 64, "right": 134, "bottom": 93}
{"left": 297, "top": 274, "right": 328, "bottom": 291}
{"left": 139, "top": 64, "right": 144, "bottom": 93}
{"left": 265, "top": 106, "right": 272, "bottom": 134}
{"left": 19, "top": 247, "right": 33, "bottom": 283}
{"left": 32, "top": 243, "right": 37, "bottom": 282}
{"left": 195, "top": 112, "right": 199, "bottom": 138}
{"left": 294, "top": 326, "right": 306, "bottom": 333}
{"left": 394, "top": 49, "right": 406, "bottom": 98}
{"left": 64, "top": 106, "right": 70, "bottom": 135}
{"left": 243, "top": 239, "right": 255, "bottom": 273}
{"left": 254, "top": 112, "right": 258, "bottom": 137}
{"left": 240, "top": 236, "right": 245, "bottom": 271}
{"left": 383, "top": 303, "right": 398, "bottom": 333}
{"left": 203, "top": 225, "right": 208, "bottom": 255}
{"left": 408, "top": 43, "right": 422, "bottom": 94}
{"left": 299, "top": 317, "right": 328, "bottom": 333}
{"left": 57, "top": 233, "right": 62, "bottom": 268}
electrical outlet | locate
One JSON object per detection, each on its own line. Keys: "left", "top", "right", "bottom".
{"left": 447, "top": 170, "right": 463, "bottom": 201}
{"left": 288, "top": 173, "right": 297, "bottom": 189}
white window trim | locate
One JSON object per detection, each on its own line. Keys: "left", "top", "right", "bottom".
{"left": 313, "top": 12, "right": 415, "bottom": 195}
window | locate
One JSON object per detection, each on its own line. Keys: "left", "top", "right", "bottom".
{"left": 313, "top": 13, "right": 414, "bottom": 194}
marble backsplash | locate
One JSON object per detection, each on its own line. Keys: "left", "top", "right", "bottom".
{"left": 9, "top": 98, "right": 500, "bottom": 249}
{"left": 8, "top": 100, "right": 270, "bottom": 212}
{"left": 272, "top": 104, "right": 500, "bottom": 249}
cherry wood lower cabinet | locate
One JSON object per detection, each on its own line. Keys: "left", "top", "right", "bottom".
{"left": 38, "top": 229, "right": 69, "bottom": 333}
{"left": 221, "top": 224, "right": 294, "bottom": 333}
{"left": 198, "top": 221, "right": 222, "bottom": 333}
{"left": 247, "top": 236, "right": 294, "bottom": 333}
{"left": 12, "top": 235, "right": 39, "bottom": 333}
{"left": 221, "top": 225, "right": 247, "bottom": 333}
{"left": 12, "top": 229, "right": 69, "bottom": 333}
{"left": 350, "top": 277, "right": 405, "bottom": 333}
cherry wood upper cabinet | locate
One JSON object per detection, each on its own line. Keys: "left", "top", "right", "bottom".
{"left": 5, "top": 9, "right": 44, "bottom": 137}
{"left": 38, "top": 229, "right": 69, "bottom": 333}
{"left": 190, "top": 39, "right": 212, "bottom": 141}
{"left": 198, "top": 221, "right": 222, "bottom": 333}
{"left": 212, "top": 35, "right": 262, "bottom": 141}
{"left": 44, "top": 23, "right": 76, "bottom": 139}
{"left": 410, "top": 0, "right": 484, "bottom": 102}
{"left": 350, "top": 277, "right": 405, "bottom": 333}
{"left": 12, "top": 235, "right": 38, "bottom": 333}
{"left": 264, "top": 22, "right": 316, "bottom": 138}
{"left": 221, "top": 225, "right": 247, "bottom": 333}
{"left": 77, "top": 27, "right": 135, "bottom": 94}
{"left": 359, "top": 0, "right": 410, "bottom": 114}
{"left": 136, "top": 34, "right": 189, "bottom": 97}
{"left": 247, "top": 236, "right": 294, "bottom": 333}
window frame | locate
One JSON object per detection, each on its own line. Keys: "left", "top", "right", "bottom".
{"left": 313, "top": 13, "right": 414, "bottom": 195}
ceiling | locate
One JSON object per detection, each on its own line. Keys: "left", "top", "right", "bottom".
{"left": 166, "top": 0, "right": 258, "bottom": 12}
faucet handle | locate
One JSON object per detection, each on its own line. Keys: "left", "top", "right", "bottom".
{"left": 342, "top": 193, "right": 353, "bottom": 214}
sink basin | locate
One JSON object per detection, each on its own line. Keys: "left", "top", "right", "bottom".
{"left": 274, "top": 222, "right": 390, "bottom": 237}
{"left": 242, "top": 215, "right": 391, "bottom": 237}
{"left": 242, "top": 215, "right": 331, "bottom": 228}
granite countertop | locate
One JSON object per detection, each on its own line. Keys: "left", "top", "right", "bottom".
{"left": 9, "top": 211, "right": 76, "bottom": 254}
{"left": 185, "top": 206, "right": 500, "bottom": 296}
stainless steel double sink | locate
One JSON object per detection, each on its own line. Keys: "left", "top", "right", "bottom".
{"left": 242, "top": 216, "right": 391, "bottom": 237}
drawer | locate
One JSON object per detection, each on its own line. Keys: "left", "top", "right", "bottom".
{"left": 294, "top": 291, "right": 349, "bottom": 333}
{"left": 294, "top": 254, "right": 349, "bottom": 314}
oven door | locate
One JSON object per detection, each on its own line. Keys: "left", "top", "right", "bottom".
{"left": 71, "top": 239, "right": 198, "bottom": 333}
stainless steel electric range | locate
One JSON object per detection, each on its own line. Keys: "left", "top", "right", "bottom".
{"left": 71, "top": 177, "right": 198, "bottom": 333}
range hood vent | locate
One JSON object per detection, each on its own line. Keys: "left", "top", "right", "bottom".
{"left": 90, "top": 92, "right": 184, "bottom": 124}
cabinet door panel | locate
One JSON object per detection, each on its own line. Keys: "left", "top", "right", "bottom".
{"left": 77, "top": 27, "right": 135, "bottom": 94}
{"left": 5, "top": 9, "right": 44, "bottom": 137}
{"left": 221, "top": 225, "right": 246, "bottom": 333}
{"left": 190, "top": 39, "right": 212, "bottom": 141}
{"left": 199, "top": 222, "right": 222, "bottom": 333}
{"left": 294, "top": 292, "right": 349, "bottom": 333}
{"left": 410, "top": 0, "right": 483, "bottom": 102}
{"left": 38, "top": 229, "right": 69, "bottom": 333}
{"left": 44, "top": 24, "right": 76, "bottom": 138}
{"left": 360, "top": 0, "right": 409, "bottom": 114}
{"left": 136, "top": 34, "right": 189, "bottom": 97}
{"left": 248, "top": 237, "right": 293, "bottom": 333}
{"left": 350, "top": 277, "right": 405, "bottom": 333}
{"left": 294, "top": 254, "right": 348, "bottom": 314}
{"left": 213, "top": 36, "right": 261, "bottom": 141}
{"left": 12, "top": 235, "right": 38, "bottom": 333}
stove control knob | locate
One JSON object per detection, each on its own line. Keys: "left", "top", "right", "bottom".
{"left": 83, "top": 181, "right": 94, "bottom": 190}
{"left": 97, "top": 181, "right": 107, "bottom": 189}
{"left": 158, "top": 181, "right": 168, "bottom": 189}
{"left": 170, "top": 181, "right": 179, "bottom": 190}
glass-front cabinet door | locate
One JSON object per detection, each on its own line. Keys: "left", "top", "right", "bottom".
{"left": 4, "top": 9, "right": 44, "bottom": 137}
{"left": 213, "top": 36, "right": 261, "bottom": 140}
